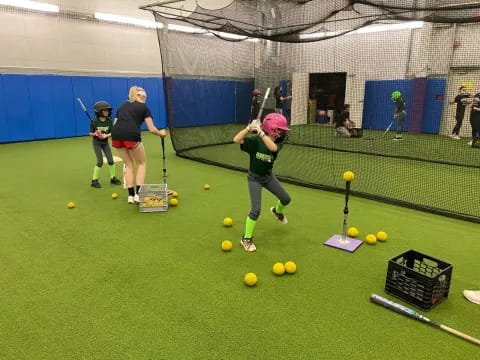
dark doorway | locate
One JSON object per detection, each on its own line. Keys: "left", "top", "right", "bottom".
{"left": 309, "top": 72, "right": 347, "bottom": 123}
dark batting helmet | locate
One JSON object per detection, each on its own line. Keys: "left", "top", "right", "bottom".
{"left": 94, "top": 101, "right": 112, "bottom": 116}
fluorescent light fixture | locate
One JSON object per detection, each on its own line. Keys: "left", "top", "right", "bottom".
{"left": 94, "top": 12, "right": 158, "bottom": 28}
{"left": 299, "top": 21, "right": 424, "bottom": 39}
{"left": 94, "top": 12, "right": 256, "bottom": 42}
{"left": 354, "top": 21, "right": 424, "bottom": 34}
{"left": 299, "top": 30, "right": 343, "bottom": 40}
{"left": 0, "top": 0, "right": 59, "bottom": 12}
{"left": 167, "top": 23, "right": 205, "bottom": 33}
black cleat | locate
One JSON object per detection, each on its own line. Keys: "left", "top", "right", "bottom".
{"left": 110, "top": 177, "right": 122, "bottom": 185}
{"left": 91, "top": 179, "right": 101, "bottom": 188}
{"left": 270, "top": 207, "right": 288, "bottom": 224}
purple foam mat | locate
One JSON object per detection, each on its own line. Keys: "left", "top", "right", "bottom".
{"left": 324, "top": 234, "right": 363, "bottom": 253}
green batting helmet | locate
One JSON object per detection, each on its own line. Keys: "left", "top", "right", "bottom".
{"left": 391, "top": 91, "right": 402, "bottom": 100}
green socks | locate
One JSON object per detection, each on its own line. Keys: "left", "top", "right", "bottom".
{"left": 93, "top": 165, "right": 116, "bottom": 180}
{"left": 92, "top": 166, "right": 101, "bottom": 180}
{"left": 245, "top": 216, "right": 257, "bottom": 238}
{"left": 109, "top": 164, "right": 116, "bottom": 178}
{"left": 275, "top": 200, "right": 286, "bottom": 214}
{"left": 245, "top": 202, "right": 286, "bottom": 238}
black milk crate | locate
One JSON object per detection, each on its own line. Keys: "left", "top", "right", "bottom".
{"left": 385, "top": 250, "right": 453, "bottom": 311}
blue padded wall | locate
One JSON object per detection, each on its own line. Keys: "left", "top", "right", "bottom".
{"left": 362, "top": 80, "right": 413, "bottom": 131}
{"left": 362, "top": 78, "right": 446, "bottom": 134}
{"left": 27, "top": 75, "right": 55, "bottom": 140}
{"left": 422, "top": 78, "right": 446, "bottom": 134}
{"left": 0, "top": 75, "right": 9, "bottom": 143}
{"left": 0, "top": 74, "right": 249, "bottom": 142}
{"left": 171, "top": 78, "right": 253, "bottom": 127}
{"left": 51, "top": 75, "right": 76, "bottom": 139}
{"left": 2, "top": 75, "right": 34, "bottom": 142}
{"left": 110, "top": 77, "right": 129, "bottom": 113}
{"left": 71, "top": 76, "right": 94, "bottom": 136}
{"left": 0, "top": 74, "right": 169, "bottom": 143}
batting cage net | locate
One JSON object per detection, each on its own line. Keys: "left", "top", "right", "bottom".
{"left": 141, "top": 0, "right": 480, "bottom": 223}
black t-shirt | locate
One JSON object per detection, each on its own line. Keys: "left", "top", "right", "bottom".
{"left": 275, "top": 90, "right": 282, "bottom": 108}
{"left": 395, "top": 96, "right": 406, "bottom": 112}
{"left": 335, "top": 110, "right": 350, "bottom": 128}
{"left": 251, "top": 96, "right": 260, "bottom": 120}
{"left": 111, "top": 101, "right": 152, "bottom": 142}
{"left": 455, "top": 94, "right": 469, "bottom": 116}
{"left": 470, "top": 94, "right": 480, "bottom": 121}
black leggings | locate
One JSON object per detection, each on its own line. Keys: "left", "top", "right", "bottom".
{"left": 470, "top": 116, "right": 480, "bottom": 139}
{"left": 452, "top": 114, "right": 464, "bottom": 135}
{"left": 93, "top": 139, "right": 114, "bottom": 167}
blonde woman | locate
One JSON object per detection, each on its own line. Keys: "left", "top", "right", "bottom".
{"left": 111, "top": 86, "right": 166, "bottom": 204}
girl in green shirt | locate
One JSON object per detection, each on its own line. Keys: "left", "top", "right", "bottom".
{"left": 233, "top": 113, "right": 291, "bottom": 252}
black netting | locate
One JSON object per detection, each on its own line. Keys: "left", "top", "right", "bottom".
{"left": 142, "top": 0, "right": 480, "bottom": 223}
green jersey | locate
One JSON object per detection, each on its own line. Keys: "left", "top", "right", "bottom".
{"left": 90, "top": 117, "right": 113, "bottom": 141}
{"left": 240, "top": 135, "right": 281, "bottom": 175}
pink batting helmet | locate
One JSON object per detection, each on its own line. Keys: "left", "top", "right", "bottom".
{"left": 253, "top": 89, "right": 261, "bottom": 96}
{"left": 262, "top": 113, "right": 289, "bottom": 138}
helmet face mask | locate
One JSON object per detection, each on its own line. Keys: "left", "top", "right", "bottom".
{"left": 262, "top": 113, "right": 289, "bottom": 141}
{"left": 275, "top": 130, "right": 288, "bottom": 144}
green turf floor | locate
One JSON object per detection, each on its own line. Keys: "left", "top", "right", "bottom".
{"left": 1, "top": 134, "right": 480, "bottom": 359}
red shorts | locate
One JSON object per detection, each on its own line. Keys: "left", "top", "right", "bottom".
{"left": 112, "top": 140, "right": 140, "bottom": 149}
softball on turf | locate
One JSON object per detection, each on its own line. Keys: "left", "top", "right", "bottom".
{"left": 365, "top": 234, "right": 377, "bottom": 245}
{"left": 171, "top": 191, "right": 179, "bottom": 198}
{"left": 204, "top": 184, "right": 211, "bottom": 190}
{"left": 169, "top": 198, "right": 178, "bottom": 206}
{"left": 67, "top": 202, "right": 75, "bottom": 209}
{"left": 284, "top": 261, "right": 297, "bottom": 274}
{"left": 244, "top": 272, "right": 257, "bottom": 287}
{"left": 347, "top": 227, "right": 359, "bottom": 237}
{"left": 343, "top": 171, "right": 355, "bottom": 182}
{"left": 273, "top": 263, "right": 285, "bottom": 276}
{"left": 111, "top": 193, "right": 118, "bottom": 199}
{"left": 377, "top": 231, "right": 388, "bottom": 242}
{"left": 223, "top": 217, "right": 233, "bottom": 227}
{"left": 221, "top": 240, "right": 232, "bottom": 251}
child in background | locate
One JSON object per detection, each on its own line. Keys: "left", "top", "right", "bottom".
{"left": 232, "top": 113, "right": 291, "bottom": 252}
{"left": 251, "top": 89, "right": 261, "bottom": 120}
{"left": 391, "top": 91, "right": 406, "bottom": 141}
{"left": 450, "top": 85, "right": 469, "bottom": 140}
{"left": 89, "top": 101, "right": 122, "bottom": 188}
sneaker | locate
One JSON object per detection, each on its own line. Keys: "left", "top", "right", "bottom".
{"left": 128, "top": 195, "right": 135, "bottom": 204}
{"left": 468, "top": 140, "right": 473, "bottom": 146}
{"left": 91, "top": 179, "right": 101, "bottom": 188}
{"left": 453, "top": 135, "right": 461, "bottom": 140}
{"left": 110, "top": 176, "right": 122, "bottom": 185}
{"left": 134, "top": 194, "right": 140, "bottom": 203}
{"left": 240, "top": 236, "right": 256, "bottom": 252}
{"left": 270, "top": 207, "right": 288, "bottom": 224}
{"left": 463, "top": 290, "right": 480, "bottom": 304}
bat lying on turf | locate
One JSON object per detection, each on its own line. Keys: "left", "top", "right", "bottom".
{"left": 370, "top": 294, "right": 480, "bottom": 346}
